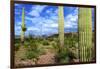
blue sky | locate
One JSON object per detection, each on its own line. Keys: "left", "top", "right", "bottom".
{"left": 14, "top": 3, "right": 94, "bottom": 36}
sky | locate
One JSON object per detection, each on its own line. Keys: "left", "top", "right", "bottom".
{"left": 14, "top": 3, "right": 94, "bottom": 36}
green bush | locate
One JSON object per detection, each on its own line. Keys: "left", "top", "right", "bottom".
{"left": 48, "top": 38, "right": 53, "bottom": 41}
{"left": 25, "top": 40, "right": 45, "bottom": 61}
{"left": 64, "top": 36, "right": 78, "bottom": 48}
{"left": 26, "top": 46, "right": 40, "bottom": 61}
{"left": 15, "top": 44, "right": 20, "bottom": 51}
{"left": 26, "top": 50, "right": 38, "bottom": 60}
{"left": 52, "top": 42, "right": 59, "bottom": 52}
{"left": 42, "top": 40, "right": 49, "bottom": 45}
{"left": 55, "top": 47, "right": 70, "bottom": 63}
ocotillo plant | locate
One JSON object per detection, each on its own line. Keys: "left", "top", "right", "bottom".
{"left": 21, "top": 8, "right": 26, "bottom": 44}
{"left": 58, "top": 6, "right": 64, "bottom": 47}
{"left": 78, "top": 7, "right": 92, "bottom": 62}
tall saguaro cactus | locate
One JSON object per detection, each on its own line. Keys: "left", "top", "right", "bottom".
{"left": 78, "top": 8, "right": 92, "bottom": 62}
{"left": 21, "top": 8, "right": 26, "bottom": 43}
{"left": 58, "top": 6, "right": 64, "bottom": 47}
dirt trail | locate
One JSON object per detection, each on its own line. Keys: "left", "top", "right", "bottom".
{"left": 37, "top": 49, "right": 56, "bottom": 64}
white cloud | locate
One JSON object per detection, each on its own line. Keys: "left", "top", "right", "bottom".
{"left": 25, "top": 16, "right": 45, "bottom": 25}
{"left": 29, "top": 10, "right": 40, "bottom": 17}
{"left": 44, "top": 22, "right": 58, "bottom": 28}
{"left": 29, "top": 5, "right": 47, "bottom": 17}
{"left": 15, "top": 26, "right": 21, "bottom": 30}
{"left": 16, "top": 22, "right": 21, "bottom": 26}
{"left": 25, "top": 15, "right": 58, "bottom": 35}
{"left": 27, "top": 26, "right": 40, "bottom": 31}
{"left": 15, "top": 3, "right": 20, "bottom": 6}
{"left": 15, "top": 21, "right": 22, "bottom": 35}
{"left": 45, "top": 8, "right": 58, "bottom": 21}
{"left": 46, "top": 8, "right": 53, "bottom": 14}
{"left": 49, "top": 23, "right": 58, "bottom": 27}
{"left": 25, "top": 15, "right": 58, "bottom": 31}
{"left": 54, "top": 9, "right": 58, "bottom": 14}
{"left": 15, "top": 21, "right": 21, "bottom": 30}
{"left": 25, "top": 16, "right": 33, "bottom": 21}
{"left": 15, "top": 31, "right": 21, "bottom": 36}
{"left": 50, "top": 15, "right": 58, "bottom": 21}
{"left": 15, "top": 25, "right": 21, "bottom": 36}
{"left": 66, "top": 14, "right": 78, "bottom": 21}
{"left": 64, "top": 23, "right": 73, "bottom": 28}
{"left": 43, "top": 28, "right": 58, "bottom": 35}
{"left": 64, "top": 8, "right": 78, "bottom": 29}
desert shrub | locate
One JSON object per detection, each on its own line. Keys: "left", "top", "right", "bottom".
{"left": 52, "top": 42, "right": 59, "bottom": 52}
{"left": 64, "top": 36, "right": 78, "bottom": 48}
{"left": 55, "top": 47, "right": 70, "bottom": 63}
{"left": 48, "top": 38, "right": 53, "bottom": 41}
{"left": 64, "top": 36, "right": 79, "bottom": 61}
{"left": 42, "top": 40, "right": 49, "bottom": 45}
{"left": 53, "top": 40, "right": 78, "bottom": 63}
{"left": 15, "top": 43, "right": 20, "bottom": 51}
{"left": 24, "top": 41, "right": 29, "bottom": 46}
{"left": 69, "top": 48, "right": 79, "bottom": 60}
{"left": 26, "top": 46, "right": 40, "bottom": 61}
{"left": 51, "top": 40, "right": 70, "bottom": 63}
{"left": 15, "top": 38, "right": 20, "bottom": 43}
{"left": 25, "top": 40, "right": 45, "bottom": 62}
{"left": 26, "top": 50, "right": 39, "bottom": 60}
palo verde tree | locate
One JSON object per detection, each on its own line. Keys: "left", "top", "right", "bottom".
{"left": 78, "top": 7, "right": 92, "bottom": 62}
{"left": 21, "top": 8, "right": 27, "bottom": 44}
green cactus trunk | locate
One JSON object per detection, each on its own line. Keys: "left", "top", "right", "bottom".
{"left": 78, "top": 8, "right": 92, "bottom": 62}
{"left": 58, "top": 6, "right": 64, "bottom": 47}
{"left": 21, "top": 8, "right": 26, "bottom": 44}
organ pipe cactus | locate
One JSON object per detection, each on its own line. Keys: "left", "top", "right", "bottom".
{"left": 78, "top": 8, "right": 92, "bottom": 62}
{"left": 21, "top": 8, "right": 26, "bottom": 43}
{"left": 58, "top": 6, "right": 64, "bottom": 47}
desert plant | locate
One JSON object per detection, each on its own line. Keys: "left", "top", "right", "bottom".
{"left": 78, "top": 8, "right": 92, "bottom": 62}
{"left": 58, "top": 6, "right": 64, "bottom": 47}
{"left": 42, "top": 39, "right": 49, "bottom": 45}
{"left": 25, "top": 38, "right": 45, "bottom": 64}
{"left": 25, "top": 43, "right": 40, "bottom": 63}
{"left": 15, "top": 43, "right": 20, "bottom": 51}
{"left": 20, "top": 8, "right": 27, "bottom": 44}
{"left": 55, "top": 46, "right": 70, "bottom": 63}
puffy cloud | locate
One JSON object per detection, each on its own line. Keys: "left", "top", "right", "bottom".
{"left": 15, "top": 26, "right": 21, "bottom": 31}
{"left": 44, "top": 22, "right": 58, "bottom": 28}
{"left": 27, "top": 26, "right": 40, "bottom": 31}
{"left": 64, "top": 8, "right": 78, "bottom": 29}
{"left": 15, "top": 3, "right": 20, "bottom": 7}
{"left": 15, "top": 22, "right": 21, "bottom": 26}
{"left": 15, "top": 25, "right": 21, "bottom": 35}
{"left": 28, "top": 5, "right": 47, "bottom": 17}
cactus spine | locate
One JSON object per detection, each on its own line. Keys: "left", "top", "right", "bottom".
{"left": 21, "top": 8, "right": 26, "bottom": 43}
{"left": 78, "top": 8, "right": 92, "bottom": 62}
{"left": 58, "top": 6, "right": 64, "bottom": 47}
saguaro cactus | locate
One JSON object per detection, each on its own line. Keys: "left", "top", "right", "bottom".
{"left": 21, "top": 8, "right": 26, "bottom": 43}
{"left": 58, "top": 6, "right": 64, "bottom": 47}
{"left": 78, "top": 8, "right": 92, "bottom": 62}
